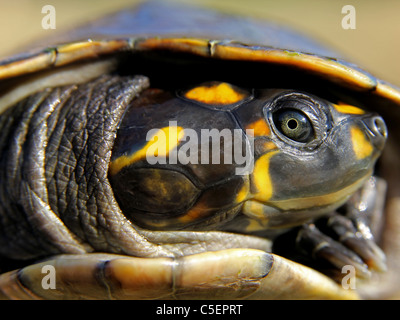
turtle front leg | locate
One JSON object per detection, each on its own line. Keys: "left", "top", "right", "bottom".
{"left": 273, "top": 176, "right": 387, "bottom": 281}
{"left": 0, "top": 249, "right": 358, "bottom": 300}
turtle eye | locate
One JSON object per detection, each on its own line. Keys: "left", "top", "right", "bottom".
{"left": 273, "top": 109, "right": 314, "bottom": 143}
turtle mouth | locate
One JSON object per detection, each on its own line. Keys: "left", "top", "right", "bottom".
{"left": 265, "top": 173, "right": 370, "bottom": 212}
{"left": 271, "top": 174, "right": 388, "bottom": 283}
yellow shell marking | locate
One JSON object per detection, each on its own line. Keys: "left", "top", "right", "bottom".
{"left": 184, "top": 82, "right": 246, "bottom": 105}
{"left": 109, "top": 126, "right": 184, "bottom": 176}
{"left": 350, "top": 126, "right": 373, "bottom": 160}
{"left": 251, "top": 151, "right": 279, "bottom": 202}
{"left": 334, "top": 102, "right": 365, "bottom": 115}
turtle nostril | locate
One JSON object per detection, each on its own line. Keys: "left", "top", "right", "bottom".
{"left": 362, "top": 115, "right": 387, "bottom": 151}
{"left": 372, "top": 116, "right": 387, "bottom": 138}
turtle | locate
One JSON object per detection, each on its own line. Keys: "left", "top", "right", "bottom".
{"left": 0, "top": 1, "right": 399, "bottom": 300}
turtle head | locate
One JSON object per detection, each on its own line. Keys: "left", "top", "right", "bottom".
{"left": 240, "top": 90, "right": 387, "bottom": 229}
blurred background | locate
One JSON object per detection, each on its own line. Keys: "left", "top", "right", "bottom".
{"left": 0, "top": 0, "right": 399, "bottom": 87}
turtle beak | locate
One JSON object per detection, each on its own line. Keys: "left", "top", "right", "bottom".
{"left": 361, "top": 115, "right": 387, "bottom": 151}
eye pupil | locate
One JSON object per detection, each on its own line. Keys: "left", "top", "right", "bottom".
{"left": 287, "top": 119, "right": 298, "bottom": 130}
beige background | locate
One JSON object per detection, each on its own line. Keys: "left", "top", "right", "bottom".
{"left": 0, "top": 0, "right": 399, "bottom": 87}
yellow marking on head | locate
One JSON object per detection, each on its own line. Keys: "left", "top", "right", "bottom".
{"left": 334, "top": 102, "right": 365, "bottom": 115}
{"left": 178, "top": 202, "right": 210, "bottom": 224}
{"left": 350, "top": 126, "right": 373, "bottom": 160}
{"left": 262, "top": 141, "right": 278, "bottom": 151}
{"left": 184, "top": 82, "right": 247, "bottom": 105}
{"left": 244, "top": 217, "right": 270, "bottom": 232}
{"left": 251, "top": 151, "right": 279, "bottom": 202}
{"left": 269, "top": 174, "right": 370, "bottom": 211}
{"left": 242, "top": 200, "right": 268, "bottom": 220}
{"left": 109, "top": 126, "right": 184, "bottom": 176}
{"left": 246, "top": 119, "right": 271, "bottom": 137}
{"left": 139, "top": 220, "right": 169, "bottom": 229}
{"left": 236, "top": 177, "right": 250, "bottom": 203}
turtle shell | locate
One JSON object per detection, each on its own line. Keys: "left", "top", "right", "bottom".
{"left": 0, "top": 1, "right": 399, "bottom": 299}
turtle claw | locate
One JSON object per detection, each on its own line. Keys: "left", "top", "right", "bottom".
{"left": 273, "top": 210, "right": 386, "bottom": 281}
{"left": 330, "top": 231, "right": 387, "bottom": 273}
{"left": 366, "top": 240, "right": 387, "bottom": 272}
{"left": 296, "top": 223, "right": 371, "bottom": 279}
{"left": 315, "top": 213, "right": 387, "bottom": 273}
